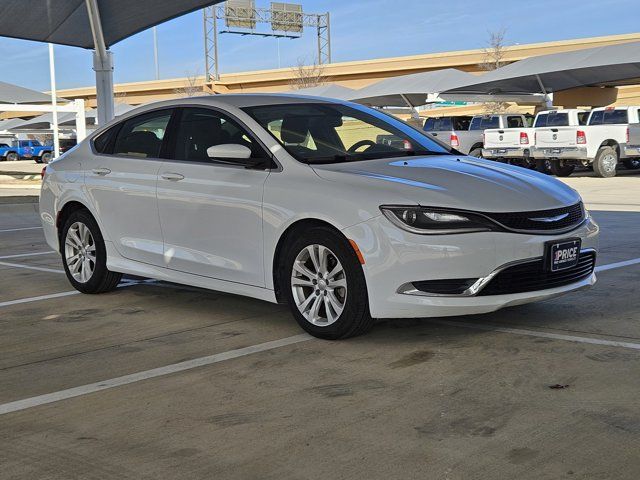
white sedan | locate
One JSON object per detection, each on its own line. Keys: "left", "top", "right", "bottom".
{"left": 40, "top": 95, "right": 599, "bottom": 339}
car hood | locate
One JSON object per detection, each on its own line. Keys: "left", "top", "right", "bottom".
{"left": 311, "top": 155, "right": 581, "bottom": 212}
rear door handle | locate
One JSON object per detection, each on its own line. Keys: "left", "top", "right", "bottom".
{"left": 161, "top": 172, "right": 184, "bottom": 181}
{"left": 92, "top": 167, "right": 111, "bottom": 176}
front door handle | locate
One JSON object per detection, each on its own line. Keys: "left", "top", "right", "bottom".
{"left": 161, "top": 172, "right": 185, "bottom": 181}
{"left": 92, "top": 167, "right": 111, "bottom": 176}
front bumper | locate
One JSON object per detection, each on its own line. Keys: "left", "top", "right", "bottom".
{"left": 342, "top": 214, "right": 599, "bottom": 319}
{"left": 531, "top": 146, "right": 587, "bottom": 160}
{"left": 482, "top": 147, "right": 530, "bottom": 159}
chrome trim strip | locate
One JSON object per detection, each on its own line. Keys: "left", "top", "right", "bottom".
{"left": 398, "top": 248, "right": 596, "bottom": 298}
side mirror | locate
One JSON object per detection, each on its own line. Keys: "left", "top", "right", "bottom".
{"left": 207, "top": 144, "right": 252, "bottom": 160}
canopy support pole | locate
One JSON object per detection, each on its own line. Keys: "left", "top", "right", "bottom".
{"left": 74, "top": 99, "right": 87, "bottom": 141}
{"left": 86, "top": 0, "right": 114, "bottom": 125}
{"left": 400, "top": 94, "right": 420, "bottom": 120}
{"left": 535, "top": 74, "right": 553, "bottom": 108}
{"left": 48, "top": 43, "right": 60, "bottom": 158}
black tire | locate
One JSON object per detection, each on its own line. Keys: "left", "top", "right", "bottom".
{"left": 622, "top": 158, "right": 640, "bottom": 170}
{"left": 469, "top": 148, "right": 483, "bottom": 158}
{"left": 6, "top": 152, "right": 18, "bottom": 162}
{"left": 41, "top": 152, "right": 52, "bottom": 164}
{"left": 534, "top": 158, "right": 552, "bottom": 175}
{"left": 281, "top": 226, "right": 374, "bottom": 340}
{"left": 593, "top": 146, "right": 618, "bottom": 178}
{"left": 60, "top": 209, "right": 122, "bottom": 294}
{"left": 549, "top": 159, "right": 575, "bottom": 177}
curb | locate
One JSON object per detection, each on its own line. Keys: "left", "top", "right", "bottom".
{"left": 0, "top": 196, "right": 39, "bottom": 205}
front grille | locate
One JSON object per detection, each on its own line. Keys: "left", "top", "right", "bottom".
{"left": 478, "top": 250, "right": 596, "bottom": 296}
{"left": 484, "top": 202, "right": 585, "bottom": 232}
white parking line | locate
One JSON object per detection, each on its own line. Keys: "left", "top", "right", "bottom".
{"left": 431, "top": 319, "right": 640, "bottom": 351}
{"left": 595, "top": 257, "right": 640, "bottom": 272}
{"left": 0, "top": 290, "right": 80, "bottom": 308}
{"left": 0, "top": 251, "right": 55, "bottom": 260}
{"left": 0, "top": 333, "right": 312, "bottom": 416}
{"left": 0, "top": 260, "right": 63, "bottom": 274}
{"left": 0, "top": 226, "right": 43, "bottom": 233}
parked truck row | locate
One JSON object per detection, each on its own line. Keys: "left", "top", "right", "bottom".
{"left": 423, "top": 106, "right": 640, "bottom": 178}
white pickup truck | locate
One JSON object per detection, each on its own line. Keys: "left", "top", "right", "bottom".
{"left": 423, "top": 114, "right": 529, "bottom": 157}
{"left": 532, "top": 106, "right": 640, "bottom": 178}
{"left": 482, "top": 114, "right": 537, "bottom": 167}
{"left": 530, "top": 109, "right": 590, "bottom": 176}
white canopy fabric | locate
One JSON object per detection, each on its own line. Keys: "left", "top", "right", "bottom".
{"left": 290, "top": 84, "right": 357, "bottom": 101}
{"left": 7, "top": 103, "right": 135, "bottom": 131}
{"left": 444, "top": 41, "right": 640, "bottom": 96}
{"left": 350, "top": 69, "right": 479, "bottom": 107}
{"left": 0, "top": 80, "right": 62, "bottom": 104}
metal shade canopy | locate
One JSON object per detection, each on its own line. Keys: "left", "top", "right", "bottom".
{"left": 350, "top": 69, "right": 479, "bottom": 107}
{"left": 291, "top": 84, "right": 357, "bottom": 101}
{"left": 0, "top": 0, "right": 225, "bottom": 124}
{"left": 0, "top": 0, "right": 225, "bottom": 49}
{"left": 0, "top": 81, "right": 60, "bottom": 104}
{"left": 444, "top": 41, "right": 640, "bottom": 96}
{"left": 7, "top": 103, "right": 135, "bottom": 131}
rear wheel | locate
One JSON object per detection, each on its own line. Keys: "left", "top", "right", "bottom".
{"left": 469, "top": 148, "right": 483, "bottom": 158}
{"left": 61, "top": 210, "right": 122, "bottom": 293}
{"left": 6, "top": 152, "right": 18, "bottom": 162}
{"left": 282, "top": 226, "right": 374, "bottom": 339}
{"left": 622, "top": 158, "right": 640, "bottom": 170}
{"left": 593, "top": 146, "right": 618, "bottom": 178}
{"left": 41, "top": 152, "right": 52, "bottom": 164}
{"left": 549, "top": 159, "right": 575, "bottom": 177}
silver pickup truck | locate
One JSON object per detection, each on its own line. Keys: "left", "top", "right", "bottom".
{"left": 423, "top": 114, "right": 529, "bottom": 157}
{"left": 623, "top": 123, "right": 640, "bottom": 170}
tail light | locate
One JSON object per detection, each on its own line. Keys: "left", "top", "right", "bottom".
{"left": 41, "top": 167, "right": 47, "bottom": 179}
{"left": 403, "top": 139, "right": 412, "bottom": 150}
{"left": 450, "top": 133, "right": 460, "bottom": 148}
{"left": 626, "top": 127, "right": 630, "bottom": 143}
{"left": 520, "top": 131, "right": 529, "bottom": 145}
{"left": 534, "top": 131, "right": 537, "bottom": 144}
{"left": 576, "top": 130, "right": 587, "bottom": 145}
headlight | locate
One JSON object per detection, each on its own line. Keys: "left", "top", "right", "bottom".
{"left": 380, "top": 206, "right": 498, "bottom": 234}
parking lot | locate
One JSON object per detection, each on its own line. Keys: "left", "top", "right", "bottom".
{"left": 0, "top": 174, "right": 639, "bottom": 479}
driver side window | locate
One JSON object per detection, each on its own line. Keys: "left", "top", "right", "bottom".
{"left": 171, "top": 108, "right": 262, "bottom": 163}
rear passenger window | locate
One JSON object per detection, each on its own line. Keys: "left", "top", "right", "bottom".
{"left": 578, "top": 112, "right": 589, "bottom": 125}
{"left": 423, "top": 118, "right": 436, "bottom": 131}
{"left": 112, "top": 110, "right": 172, "bottom": 158}
{"left": 452, "top": 116, "right": 472, "bottom": 130}
{"left": 507, "top": 116, "right": 524, "bottom": 128}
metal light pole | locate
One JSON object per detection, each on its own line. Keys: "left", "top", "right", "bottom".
{"left": 48, "top": 43, "right": 60, "bottom": 158}
{"left": 153, "top": 26, "right": 160, "bottom": 80}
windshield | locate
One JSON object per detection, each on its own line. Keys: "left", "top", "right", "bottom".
{"left": 242, "top": 102, "right": 450, "bottom": 164}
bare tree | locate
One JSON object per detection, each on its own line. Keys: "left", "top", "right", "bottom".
{"left": 174, "top": 73, "right": 204, "bottom": 97}
{"left": 479, "top": 28, "right": 510, "bottom": 114}
{"left": 289, "top": 58, "right": 327, "bottom": 90}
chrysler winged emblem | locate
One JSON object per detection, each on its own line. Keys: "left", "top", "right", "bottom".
{"left": 529, "top": 213, "right": 569, "bottom": 223}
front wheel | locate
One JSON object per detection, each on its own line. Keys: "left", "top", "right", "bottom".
{"left": 41, "top": 152, "right": 52, "bottom": 164}
{"left": 549, "top": 159, "right": 575, "bottom": 177}
{"left": 282, "top": 227, "right": 374, "bottom": 339}
{"left": 61, "top": 209, "right": 122, "bottom": 293}
{"left": 593, "top": 146, "right": 618, "bottom": 178}
{"left": 622, "top": 158, "right": 640, "bottom": 170}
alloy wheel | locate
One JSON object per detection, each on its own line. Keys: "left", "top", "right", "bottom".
{"left": 291, "top": 244, "right": 347, "bottom": 326}
{"left": 64, "top": 221, "right": 96, "bottom": 283}
{"left": 601, "top": 153, "right": 617, "bottom": 174}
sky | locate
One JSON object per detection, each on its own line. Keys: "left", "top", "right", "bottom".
{"left": 1, "top": 0, "right": 639, "bottom": 92}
